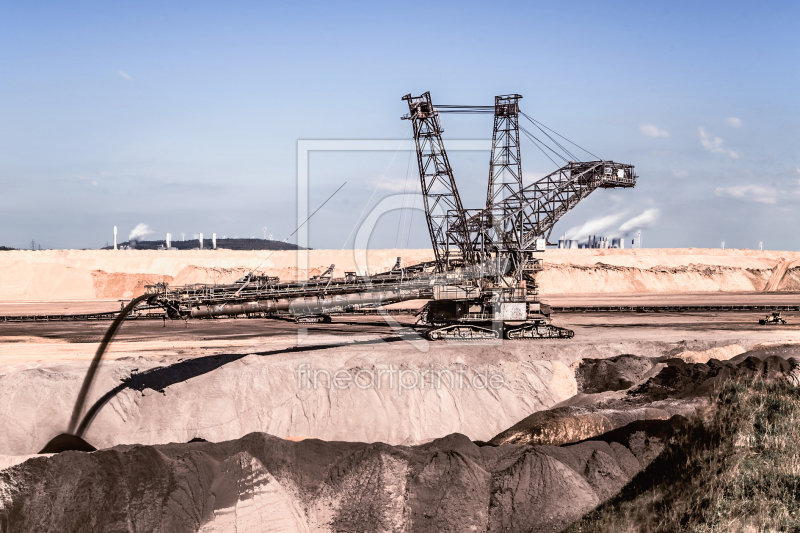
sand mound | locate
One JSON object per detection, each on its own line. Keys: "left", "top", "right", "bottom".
{"left": 671, "top": 344, "right": 746, "bottom": 364}
{"left": 0, "top": 354, "right": 577, "bottom": 455}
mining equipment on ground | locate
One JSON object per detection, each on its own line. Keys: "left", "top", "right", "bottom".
{"left": 759, "top": 312, "right": 787, "bottom": 325}
{"left": 145, "top": 92, "right": 637, "bottom": 340}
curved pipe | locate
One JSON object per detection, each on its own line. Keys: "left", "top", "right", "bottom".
{"left": 67, "top": 293, "right": 152, "bottom": 436}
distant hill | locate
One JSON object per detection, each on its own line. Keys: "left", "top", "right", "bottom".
{"left": 101, "top": 238, "right": 307, "bottom": 251}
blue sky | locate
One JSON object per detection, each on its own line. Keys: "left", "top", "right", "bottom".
{"left": 1, "top": 1, "right": 798, "bottom": 250}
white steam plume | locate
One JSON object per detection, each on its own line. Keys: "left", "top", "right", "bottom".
{"left": 565, "top": 213, "right": 626, "bottom": 241}
{"left": 128, "top": 223, "right": 153, "bottom": 242}
{"left": 618, "top": 209, "right": 660, "bottom": 235}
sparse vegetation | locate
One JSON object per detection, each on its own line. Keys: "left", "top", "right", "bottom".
{"left": 567, "top": 379, "right": 800, "bottom": 532}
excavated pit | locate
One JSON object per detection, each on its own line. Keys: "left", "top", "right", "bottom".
{"left": 5, "top": 248, "right": 800, "bottom": 530}
{"left": 3, "top": 346, "right": 799, "bottom": 532}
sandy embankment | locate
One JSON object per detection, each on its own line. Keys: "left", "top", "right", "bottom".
{"left": 0, "top": 249, "right": 434, "bottom": 301}
{"left": 2, "top": 248, "right": 800, "bottom": 303}
{"left": 539, "top": 249, "right": 800, "bottom": 294}
{"left": 0, "top": 345, "right": 577, "bottom": 454}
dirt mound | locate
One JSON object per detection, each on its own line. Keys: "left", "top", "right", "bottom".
{"left": 491, "top": 355, "right": 799, "bottom": 448}
{"left": 634, "top": 356, "right": 798, "bottom": 401}
{"left": 729, "top": 341, "right": 800, "bottom": 363}
{"left": 0, "top": 423, "right": 679, "bottom": 533}
{"left": 39, "top": 434, "right": 96, "bottom": 453}
{"left": 0, "top": 355, "right": 577, "bottom": 455}
{"left": 575, "top": 354, "right": 656, "bottom": 393}
{"left": 489, "top": 405, "right": 676, "bottom": 448}
{"left": 539, "top": 262, "right": 772, "bottom": 294}
{"left": 671, "top": 344, "right": 746, "bottom": 364}
{"left": 488, "top": 407, "right": 615, "bottom": 446}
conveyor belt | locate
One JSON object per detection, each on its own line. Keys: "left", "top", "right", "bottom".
{"left": 550, "top": 304, "right": 800, "bottom": 313}
{"left": 0, "top": 311, "right": 165, "bottom": 322}
{"left": 0, "top": 308, "right": 420, "bottom": 323}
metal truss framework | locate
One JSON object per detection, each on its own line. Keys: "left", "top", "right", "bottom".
{"left": 503, "top": 160, "right": 636, "bottom": 249}
{"left": 486, "top": 94, "right": 524, "bottom": 253}
{"left": 402, "top": 92, "right": 474, "bottom": 270}
{"left": 415, "top": 93, "right": 637, "bottom": 285}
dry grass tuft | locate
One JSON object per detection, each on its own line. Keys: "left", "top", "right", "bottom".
{"left": 566, "top": 379, "right": 800, "bottom": 532}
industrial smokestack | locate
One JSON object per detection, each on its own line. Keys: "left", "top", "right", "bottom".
{"left": 113, "top": 226, "right": 118, "bottom": 250}
{"left": 212, "top": 233, "right": 217, "bottom": 250}
{"left": 166, "top": 233, "right": 171, "bottom": 250}
{"left": 199, "top": 233, "right": 203, "bottom": 249}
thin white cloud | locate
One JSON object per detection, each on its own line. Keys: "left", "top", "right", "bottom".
{"left": 608, "top": 194, "right": 624, "bottom": 203}
{"left": 374, "top": 176, "right": 412, "bottom": 192}
{"left": 699, "top": 127, "right": 741, "bottom": 159}
{"left": 672, "top": 169, "right": 689, "bottom": 178}
{"left": 618, "top": 209, "right": 660, "bottom": 235}
{"left": 725, "top": 117, "right": 742, "bottom": 128}
{"left": 638, "top": 124, "right": 670, "bottom": 138}
{"left": 715, "top": 185, "right": 777, "bottom": 204}
{"left": 128, "top": 223, "right": 153, "bottom": 241}
{"left": 117, "top": 70, "right": 132, "bottom": 81}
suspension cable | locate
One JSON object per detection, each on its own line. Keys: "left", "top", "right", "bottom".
{"left": 520, "top": 111, "right": 600, "bottom": 160}
{"left": 519, "top": 125, "right": 568, "bottom": 166}
{"left": 530, "top": 120, "right": 578, "bottom": 161}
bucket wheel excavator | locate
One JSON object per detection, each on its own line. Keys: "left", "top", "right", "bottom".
{"left": 402, "top": 92, "right": 637, "bottom": 340}
{"left": 145, "top": 92, "right": 637, "bottom": 341}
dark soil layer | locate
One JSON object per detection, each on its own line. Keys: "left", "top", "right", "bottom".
{"left": 576, "top": 354, "right": 655, "bottom": 394}
{"left": 1, "top": 430, "right": 666, "bottom": 533}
